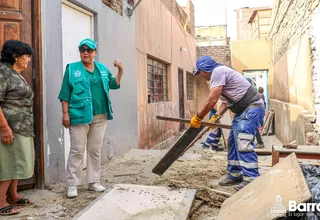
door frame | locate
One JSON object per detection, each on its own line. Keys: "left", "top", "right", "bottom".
{"left": 243, "top": 69, "right": 269, "bottom": 108}
{"left": 178, "top": 68, "right": 185, "bottom": 131}
{"left": 32, "top": 0, "right": 44, "bottom": 189}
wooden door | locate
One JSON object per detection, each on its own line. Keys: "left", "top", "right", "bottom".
{"left": 178, "top": 69, "right": 185, "bottom": 131}
{"left": 0, "top": 0, "right": 36, "bottom": 188}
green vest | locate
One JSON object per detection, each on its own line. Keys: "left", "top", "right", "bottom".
{"left": 68, "top": 61, "right": 114, "bottom": 125}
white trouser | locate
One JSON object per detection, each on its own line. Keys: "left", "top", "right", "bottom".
{"left": 66, "top": 114, "right": 107, "bottom": 186}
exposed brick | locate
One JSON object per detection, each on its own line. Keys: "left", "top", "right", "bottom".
{"left": 102, "top": 0, "right": 123, "bottom": 15}
{"left": 270, "top": 0, "right": 320, "bottom": 63}
{"left": 161, "top": 0, "right": 194, "bottom": 36}
{"left": 196, "top": 45, "right": 231, "bottom": 66}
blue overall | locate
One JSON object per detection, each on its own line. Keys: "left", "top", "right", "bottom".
{"left": 227, "top": 105, "right": 265, "bottom": 181}
{"left": 202, "top": 108, "right": 222, "bottom": 150}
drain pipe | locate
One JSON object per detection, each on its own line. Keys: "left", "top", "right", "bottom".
{"left": 127, "top": 0, "right": 143, "bottom": 17}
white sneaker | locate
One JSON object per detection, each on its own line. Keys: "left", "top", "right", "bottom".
{"left": 256, "top": 143, "right": 265, "bottom": 148}
{"left": 67, "top": 186, "right": 78, "bottom": 198}
{"left": 88, "top": 183, "right": 106, "bottom": 192}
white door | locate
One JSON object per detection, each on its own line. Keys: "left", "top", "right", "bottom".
{"left": 61, "top": 1, "right": 94, "bottom": 169}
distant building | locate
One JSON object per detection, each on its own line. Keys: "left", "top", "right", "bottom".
{"left": 195, "top": 25, "right": 228, "bottom": 46}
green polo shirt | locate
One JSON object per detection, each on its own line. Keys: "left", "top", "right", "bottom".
{"left": 59, "top": 67, "right": 109, "bottom": 116}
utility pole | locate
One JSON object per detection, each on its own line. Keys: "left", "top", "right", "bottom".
{"left": 225, "top": 0, "right": 228, "bottom": 38}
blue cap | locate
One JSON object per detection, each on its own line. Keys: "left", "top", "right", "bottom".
{"left": 78, "top": 38, "right": 97, "bottom": 50}
{"left": 194, "top": 56, "right": 211, "bottom": 75}
{"left": 194, "top": 56, "right": 223, "bottom": 75}
{"left": 246, "top": 78, "right": 253, "bottom": 83}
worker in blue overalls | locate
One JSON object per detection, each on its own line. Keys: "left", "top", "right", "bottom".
{"left": 190, "top": 56, "right": 265, "bottom": 191}
{"left": 201, "top": 106, "right": 224, "bottom": 151}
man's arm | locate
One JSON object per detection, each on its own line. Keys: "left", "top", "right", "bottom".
{"left": 197, "top": 86, "right": 223, "bottom": 119}
{"left": 216, "top": 102, "right": 228, "bottom": 116}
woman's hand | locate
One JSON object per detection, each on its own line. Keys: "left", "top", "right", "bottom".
{"left": 0, "top": 126, "right": 14, "bottom": 145}
{"left": 62, "top": 113, "right": 70, "bottom": 128}
{"left": 114, "top": 59, "right": 123, "bottom": 71}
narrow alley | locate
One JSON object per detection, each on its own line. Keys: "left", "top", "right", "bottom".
{"left": 1, "top": 0, "right": 320, "bottom": 219}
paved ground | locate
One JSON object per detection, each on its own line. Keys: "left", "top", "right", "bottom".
{"left": 2, "top": 131, "right": 282, "bottom": 220}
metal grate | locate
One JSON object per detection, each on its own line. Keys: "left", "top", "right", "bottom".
{"left": 186, "top": 72, "right": 194, "bottom": 100}
{"left": 147, "top": 57, "right": 168, "bottom": 103}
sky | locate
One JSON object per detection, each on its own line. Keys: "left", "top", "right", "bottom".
{"left": 176, "top": 0, "right": 273, "bottom": 40}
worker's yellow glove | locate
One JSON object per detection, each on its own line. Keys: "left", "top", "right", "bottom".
{"left": 209, "top": 114, "right": 220, "bottom": 130}
{"left": 209, "top": 114, "right": 218, "bottom": 123}
{"left": 190, "top": 114, "right": 202, "bottom": 129}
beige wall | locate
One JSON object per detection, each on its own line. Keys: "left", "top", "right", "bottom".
{"left": 231, "top": 39, "right": 273, "bottom": 98}
{"left": 136, "top": 0, "right": 197, "bottom": 148}
{"left": 273, "top": 34, "right": 313, "bottom": 111}
{"left": 231, "top": 39, "right": 272, "bottom": 71}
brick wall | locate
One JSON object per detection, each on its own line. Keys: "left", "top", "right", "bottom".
{"left": 236, "top": 7, "right": 269, "bottom": 40}
{"left": 236, "top": 8, "right": 255, "bottom": 40}
{"left": 182, "top": 0, "right": 195, "bottom": 37}
{"left": 197, "top": 46, "right": 231, "bottom": 66}
{"left": 102, "top": 0, "right": 122, "bottom": 15}
{"left": 161, "top": 0, "right": 194, "bottom": 36}
{"left": 270, "top": 0, "right": 320, "bottom": 63}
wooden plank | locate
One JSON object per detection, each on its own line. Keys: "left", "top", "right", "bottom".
{"left": 273, "top": 145, "right": 320, "bottom": 154}
{"left": 152, "top": 126, "right": 206, "bottom": 175}
{"left": 271, "top": 146, "right": 280, "bottom": 166}
{"left": 175, "top": 189, "right": 197, "bottom": 220}
{"left": 217, "top": 153, "right": 311, "bottom": 220}
{"left": 267, "top": 111, "right": 274, "bottom": 136}
{"left": 156, "top": 116, "right": 232, "bottom": 130}
{"left": 262, "top": 110, "right": 274, "bottom": 136}
{"left": 255, "top": 148, "right": 272, "bottom": 155}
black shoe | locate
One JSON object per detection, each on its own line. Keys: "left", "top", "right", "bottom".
{"left": 234, "top": 180, "right": 251, "bottom": 191}
{"left": 219, "top": 176, "right": 243, "bottom": 186}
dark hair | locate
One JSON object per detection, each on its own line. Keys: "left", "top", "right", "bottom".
{"left": 258, "top": 87, "right": 264, "bottom": 93}
{"left": 1, "top": 40, "right": 33, "bottom": 65}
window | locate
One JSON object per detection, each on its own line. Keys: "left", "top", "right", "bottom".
{"left": 147, "top": 57, "right": 168, "bottom": 103}
{"left": 186, "top": 72, "right": 194, "bottom": 100}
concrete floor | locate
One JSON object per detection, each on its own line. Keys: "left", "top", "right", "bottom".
{"left": 74, "top": 184, "right": 196, "bottom": 220}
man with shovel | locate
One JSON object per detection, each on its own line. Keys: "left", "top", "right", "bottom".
{"left": 190, "top": 56, "right": 265, "bottom": 191}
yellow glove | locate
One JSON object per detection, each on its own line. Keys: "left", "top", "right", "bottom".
{"left": 209, "top": 114, "right": 219, "bottom": 130}
{"left": 209, "top": 114, "right": 219, "bottom": 123}
{"left": 213, "top": 105, "right": 218, "bottom": 112}
{"left": 190, "top": 114, "right": 202, "bottom": 128}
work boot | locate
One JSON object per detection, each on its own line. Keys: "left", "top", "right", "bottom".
{"left": 212, "top": 145, "right": 225, "bottom": 152}
{"left": 219, "top": 176, "right": 243, "bottom": 186}
{"left": 234, "top": 180, "right": 251, "bottom": 191}
{"left": 256, "top": 143, "right": 265, "bottom": 148}
{"left": 67, "top": 186, "right": 78, "bottom": 198}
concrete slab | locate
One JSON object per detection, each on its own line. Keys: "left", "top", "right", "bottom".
{"left": 74, "top": 184, "right": 196, "bottom": 220}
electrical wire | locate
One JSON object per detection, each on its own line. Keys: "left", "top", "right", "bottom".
{"left": 273, "top": 0, "right": 308, "bottom": 94}
{"left": 268, "top": 0, "right": 281, "bottom": 37}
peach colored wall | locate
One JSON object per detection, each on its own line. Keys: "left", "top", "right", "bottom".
{"left": 231, "top": 39, "right": 273, "bottom": 97}
{"left": 273, "top": 34, "right": 313, "bottom": 111}
{"left": 136, "top": 0, "right": 197, "bottom": 148}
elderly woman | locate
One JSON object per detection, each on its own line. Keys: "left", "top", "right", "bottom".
{"left": 58, "top": 38, "right": 123, "bottom": 198}
{"left": 0, "top": 40, "right": 34, "bottom": 216}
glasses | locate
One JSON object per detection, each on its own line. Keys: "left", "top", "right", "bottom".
{"left": 79, "top": 47, "right": 95, "bottom": 54}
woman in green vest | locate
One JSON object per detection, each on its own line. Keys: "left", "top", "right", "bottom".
{"left": 58, "top": 38, "right": 123, "bottom": 198}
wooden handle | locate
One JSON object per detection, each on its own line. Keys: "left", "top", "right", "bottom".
{"left": 156, "top": 116, "right": 232, "bottom": 129}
